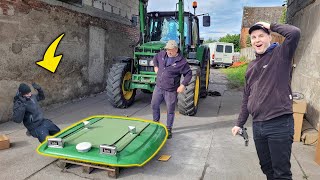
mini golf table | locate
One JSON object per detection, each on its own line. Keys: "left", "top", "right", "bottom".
{"left": 37, "top": 115, "right": 168, "bottom": 168}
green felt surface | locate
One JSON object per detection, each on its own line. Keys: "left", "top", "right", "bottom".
{"left": 63, "top": 118, "right": 149, "bottom": 147}
{"left": 37, "top": 116, "right": 167, "bottom": 167}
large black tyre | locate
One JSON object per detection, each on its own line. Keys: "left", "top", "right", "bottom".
{"left": 106, "top": 63, "right": 136, "bottom": 108}
{"left": 200, "top": 49, "right": 210, "bottom": 98}
{"left": 177, "top": 66, "right": 201, "bottom": 116}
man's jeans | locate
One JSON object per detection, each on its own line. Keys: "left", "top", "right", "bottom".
{"left": 151, "top": 86, "right": 177, "bottom": 129}
{"left": 30, "top": 119, "right": 60, "bottom": 143}
{"left": 253, "top": 114, "right": 294, "bottom": 180}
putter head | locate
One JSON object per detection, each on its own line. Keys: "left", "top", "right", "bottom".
{"left": 238, "top": 127, "right": 249, "bottom": 147}
{"left": 245, "top": 140, "right": 249, "bottom": 146}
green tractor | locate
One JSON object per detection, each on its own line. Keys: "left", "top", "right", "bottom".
{"left": 106, "top": 0, "right": 211, "bottom": 116}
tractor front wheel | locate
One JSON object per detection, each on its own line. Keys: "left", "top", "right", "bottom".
{"left": 106, "top": 63, "right": 136, "bottom": 108}
{"left": 200, "top": 50, "right": 210, "bottom": 98}
{"left": 177, "top": 66, "right": 201, "bottom": 116}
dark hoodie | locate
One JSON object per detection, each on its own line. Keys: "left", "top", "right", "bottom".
{"left": 236, "top": 23, "right": 301, "bottom": 127}
{"left": 13, "top": 88, "right": 45, "bottom": 131}
{"left": 153, "top": 50, "right": 192, "bottom": 91}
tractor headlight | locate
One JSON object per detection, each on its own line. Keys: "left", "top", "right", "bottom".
{"left": 139, "top": 59, "right": 148, "bottom": 66}
{"left": 149, "top": 60, "right": 154, "bottom": 66}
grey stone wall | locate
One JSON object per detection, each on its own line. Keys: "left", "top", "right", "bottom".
{"left": 0, "top": 0, "right": 139, "bottom": 123}
{"left": 287, "top": 0, "right": 320, "bottom": 128}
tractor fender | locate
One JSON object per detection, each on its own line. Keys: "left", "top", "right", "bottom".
{"left": 201, "top": 46, "right": 210, "bottom": 68}
{"left": 196, "top": 45, "right": 210, "bottom": 68}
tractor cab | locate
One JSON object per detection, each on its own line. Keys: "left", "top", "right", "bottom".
{"left": 143, "top": 11, "right": 203, "bottom": 54}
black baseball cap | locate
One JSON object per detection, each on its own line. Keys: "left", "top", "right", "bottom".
{"left": 18, "top": 83, "right": 31, "bottom": 95}
{"left": 249, "top": 24, "right": 270, "bottom": 35}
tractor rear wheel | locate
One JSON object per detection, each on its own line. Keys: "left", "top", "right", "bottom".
{"left": 200, "top": 50, "right": 210, "bottom": 98}
{"left": 106, "top": 63, "right": 136, "bottom": 108}
{"left": 177, "top": 66, "right": 200, "bottom": 116}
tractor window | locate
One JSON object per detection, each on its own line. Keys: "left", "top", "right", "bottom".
{"left": 184, "top": 17, "right": 190, "bottom": 45}
{"left": 192, "top": 18, "right": 199, "bottom": 45}
{"left": 149, "top": 17, "right": 163, "bottom": 41}
{"left": 148, "top": 17, "right": 179, "bottom": 42}
{"left": 225, "top": 45, "right": 233, "bottom": 53}
{"left": 216, "top": 45, "right": 223, "bottom": 52}
{"left": 147, "top": 16, "right": 190, "bottom": 45}
{"left": 160, "top": 18, "right": 179, "bottom": 42}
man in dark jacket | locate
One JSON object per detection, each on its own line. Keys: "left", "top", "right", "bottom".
{"left": 231, "top": 22, "right": 301, "bottom": 180}
{"left": 152, "top": 40, "right": 192, "bottom": 139}
{"left": 13, "top": 83, "right": 60, "bottom": 143}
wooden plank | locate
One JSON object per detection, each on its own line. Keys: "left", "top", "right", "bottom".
{"left": 82, "top": 166, "right": 93, "bottom": 174}
{"left": 58, "top": 159, "right": 119, "bottom": 178}
{"left": 315, "top": 128, "right": 320, "bottom": 166}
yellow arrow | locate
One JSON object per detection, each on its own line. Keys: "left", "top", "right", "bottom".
{"left": 36, "top": 33, "right": 65, "bottom": 73}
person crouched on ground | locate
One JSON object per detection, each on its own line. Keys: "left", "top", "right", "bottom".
{"left": 12, "top": 83, "right": 60, "bottom": 143}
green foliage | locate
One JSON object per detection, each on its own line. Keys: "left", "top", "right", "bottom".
{"left": 239, "top": 56, "right": 249, "bottom": 62}
{"left": 221, "top": 64, "right": 248, "bottom": 88}
{"left": 279, "top": 7, "right": 287, "bottom": 23}
{"left": 279, "top": 0, "right": 287, "bottom": 23}
{"left": 204, "top": 38, "right": 217, "bottom": 43}
{"left": 246, "top": 35, "right": 251, "bottom": 47}
{"left": 218, "top": 34, "right": 240, "bottom": 52}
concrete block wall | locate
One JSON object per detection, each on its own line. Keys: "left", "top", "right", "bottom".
{"left": 287, "top": 0, "right": 320, "bottom": 128}
{"left": 83, "top": 0, "right": 139, "bottom": 19}
{"left": 0, "top": 0, "right": 139, "bottom": 123}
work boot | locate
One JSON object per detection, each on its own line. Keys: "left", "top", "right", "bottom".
{"left": 167, "top": 128, "right": 172, "bottom": 139}
{"left": 26, "top": 130, "right": 31, "bottom": 136}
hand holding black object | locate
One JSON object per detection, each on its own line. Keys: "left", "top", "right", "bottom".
{"left": 32, "top": 82, "right": 41, "bottom": 90}
{"left": 238, "top": 127, "right": 249, "bottom": 146}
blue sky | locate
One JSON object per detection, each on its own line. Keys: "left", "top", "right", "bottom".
{"left": 148, "top": 0, "right": 284, "bottom": 40}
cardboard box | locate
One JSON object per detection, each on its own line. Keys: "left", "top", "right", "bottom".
{"left": 293, "top": 100, "right": 307, "bottom": 113}
{"left": 0, "top": 134, "right": 10, "bottom": 150}
{"left": 315, "top": 128, "right": 320, "bottom": 165}
{"left": 301, "top": 119, "right": 318, "bottom": 145}
{"left": 292, "top": 100, "right": 307, "bottom": 142}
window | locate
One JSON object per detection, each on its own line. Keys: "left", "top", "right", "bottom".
{"left": 160, "top": 18, "right": 179, "bottom": 42}
{"left": 192, "top": 18, "right": 199, "bottom": 46}
{"left": 216, "top": 45, "right": 223, "bottom": 52}
{"left": 58, "top": 0, "right": 83, "bottom": 6}
{"left": 225, "top": 46, "right": 233, "bottom": 53}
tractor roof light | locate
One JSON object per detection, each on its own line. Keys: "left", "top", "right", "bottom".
{"left": 192, "top": 1, "right": 198, "bottom": 9}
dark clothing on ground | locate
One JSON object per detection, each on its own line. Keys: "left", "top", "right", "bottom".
{"left": 253, "top": 114, "right": 294, "bottom": 180}
{"left": 12, "top": 85, "right": 60, "bottom": 142}
{"left": 153, "top": 50, "right": 192, "bottom": 92}
{"left": 236, "top": 23, "right": 301, "bottom": 127}
{"left": 29, "top": 119, "right": 60, "bottom": 143}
